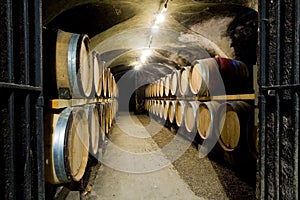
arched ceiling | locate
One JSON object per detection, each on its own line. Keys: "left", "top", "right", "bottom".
{"left": 43, "top": 0, "right": 258, "bottom": 81}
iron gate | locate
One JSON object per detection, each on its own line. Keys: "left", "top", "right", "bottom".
{"left": 0, "top": 0, "right": 44, "bottom": 199}
{"left": 258, "top": 0, "right": 299, "bottom": 199}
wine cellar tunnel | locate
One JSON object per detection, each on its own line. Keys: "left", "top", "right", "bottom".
{"left": 0, "top": 0, "right": 299, "bottom": 200}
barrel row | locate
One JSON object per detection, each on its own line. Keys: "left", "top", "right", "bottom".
{"left": 55, "top": 29, "right": 118, "bottom": 99}
{"left": 144, "top": 57, "right": 250, "bottom": 98}
{"left": 146, "top": 99, "right": 258, "bottom": 159}
{"left": 45, "top": 99, "right": 118, "bottom": 185}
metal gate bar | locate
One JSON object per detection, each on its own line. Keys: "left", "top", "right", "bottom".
{"left": 0, "top": 0, "right": 44, "bottom": 199}
{"left": 258, "top": 0, "right": 300, "bottom": 199}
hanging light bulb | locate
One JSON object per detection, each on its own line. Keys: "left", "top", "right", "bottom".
{"left": 134, "top": 64, "right": 142, "bottom": 70}
{"left": 140, "top": 49, "right": 152, "bottom": 63}
{"left": 155, "top": 13, "right": 165, "bottom": 24}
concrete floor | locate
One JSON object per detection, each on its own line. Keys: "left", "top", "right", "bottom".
{"left": 88, "top": 113, "right": 203, "bottom": 200}
{"left": 63, "top": 112, "right": 255, "bottom": 200}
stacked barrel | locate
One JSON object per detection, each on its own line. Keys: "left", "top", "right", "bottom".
{"left": 145, "top": 57, "right": 258, "bottom": 166}
{"left": 44, "top": 30, "right": 118, "bottom": 186}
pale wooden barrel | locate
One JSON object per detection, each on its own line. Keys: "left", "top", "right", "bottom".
{"left": 163, "top": 100, "right": 170, "bottom": 121}
{"left": 102, "top": 65, "right": 108, "bottom": 97}
{"left": 168, "top": 100, "right": 177, "bottom": 123}
{"left": 107, "top": 68, "right": 113, "bottom": 98}
{"left": 164, "top": 74, "right": 171, "bottom": 97}
{"left": 189, "top": 58, "right": 218, "bottom": 97}
{"left": 92, "top": 51, "right": 103, "bottom": 97}
{"left": 159, "top": 100, "right": 164, "bottom": 118}
{"left": 216, "top": 101, "right": 254, "bottom": 151}
{"left": 159, "top": 78, "right": 165, "bottom": 97}
{"left": 112, "top": 99, "right": 118, "bottom": 121}
{"left": 184, "top": 101, "right": 200, "bottom": 132}
{"left": 105, "top": 101, "right": 113, "bottom": 132}
{"left": 179, "top": 66, "right": 193, "bottom": 97}
{"left": 45, "top": 107, "right": 89, "bottom": 184}
{"left": 152, "top": 81, "right": 157, "bottom": 97}
{"left": 154, "top": 100, "right": 160, "bottom": 116}
{"left": 55, "top": 30, "right": 93, "bottom": 98}
{"left": 156, "top": 80, "right": 160, "bottom": 97}
{"left": 196, "top": 101, "right": 220, "bottom": 139}
{"left": 170, "top": 70, "right": 181, "bottom": 96}
{"left": 111, "top": 75, "right": 116, "bottom": 98}
{"left": 150, "top": 100, "right": 156, "bottom": 114}
{"left": 149, "top": 83, "right": 153, "bottom": 97}
{"left": 83, "top": 104, "right": 100, "bottom": 156}
{"left": 175, "top": 101, "right": 186, "bottom": 127}
{"left": 190, "top": 58, "right": 250, "bottom": 97}
{"left": 99, "top": 103, "right": 106, "bottom": 141}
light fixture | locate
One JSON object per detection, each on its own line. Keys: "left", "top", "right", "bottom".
{"left": 155, "top": 13, "right": 165, "bottom": 24}
{"left": 140, "top": 49, "right": 152, "bottom": 64}
{"left": 134, "top": 64, "right": 142, "bottom": 70}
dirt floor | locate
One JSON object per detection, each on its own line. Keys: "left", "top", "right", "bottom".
{"left": 57, "top": 113, "right": 256, "bottom": 200}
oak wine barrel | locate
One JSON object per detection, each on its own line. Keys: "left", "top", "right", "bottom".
{"left": 175, "top": 101, "right": 186, "bottom": 127}
{"left": 159, "top": 78, "right": 165, "bottom": 98}
{"left": 196, "top": 101, "right": 220, "bottom": 139}
{"left": 45, "top": 107, "right": 89, "bottom": 184}
{"left": 168, "top": 100, "right": 177, "bottom": 123}
{"left": 215, "top": 57, "right": 250, "bottom": 94}
{"left": 190, "top": 57, "right": 250, "bottom": 97}
{"left": 55, "top": 30, "right": 93, "bottom": 98}
{"left": 189, "top": 58, "right": 219, "bottom": 97}
{"left": 179, "top": 67, "right": 193, "bottom": 97}
{"left": 170, "top": 70, "right": 181, "bottom": 96}
{"left": 83, "top": 104, "right": 100, "bottom": 157}
{"left": 184, "top": 101, "right": 200, "bottom": 132}
{"left": 216, "top": 101, "right": 254, "bottom": 152}
{"left": 92, "top": 52, "right": 103, "bottom": 97}
{"left": 163, "top": 100, "right": 170, "bottom": 121}
{"left": 100, "top": 103, "right": 107, "bottom": 141}
{"left": 164, "top": 74, "right": 171, "bottom": 97}
{"left": 102, "top": 65, "right": 108, "bottom": 97}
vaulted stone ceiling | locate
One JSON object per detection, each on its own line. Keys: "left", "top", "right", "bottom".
{"left": 43, "top": 0, "right": 258, "bottom": 81}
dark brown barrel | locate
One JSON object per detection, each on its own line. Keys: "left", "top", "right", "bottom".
{"left": 83, "top": 104, "right": 100, "bottom": 156}
{"left": 175, "top": 101, "right": 186, "bottom": 127}
{"left": 196, "top": 101, "right": 220, "bottom": 139}
{"left": 168, "top": 100, "right": 177, "bottom": 123}
{"left": 214, "top": 57, "right": 250, "bottom": 94}
{"left": 55, "top": 30, "right": 93, "bottom": 98}
{"left": 216, "top": 101, "right": 254, "bottom": 152}
{"left": 170, "top": 70, "right": 181, "bottom": 96}
{"left": 184, "top": 101, "right": 200, "bottom": 132}
{"left": 45, "top": 107, "right": 89, "bottom": 184}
